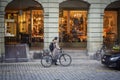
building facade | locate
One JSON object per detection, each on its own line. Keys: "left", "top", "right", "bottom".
{"left": 0, "top": 0, "right": 120, "bottom": 60}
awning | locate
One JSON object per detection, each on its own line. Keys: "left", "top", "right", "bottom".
{"left": 105, "top": 1, "right": 120, "bottom": 10}
{"left": 59, "top": 0, "right": 90, "bottom": 10}
{"left": 5, "top": 0, "right": 43, "bottom": 11}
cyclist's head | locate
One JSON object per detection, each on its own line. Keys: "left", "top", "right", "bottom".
{"left": 54, "top": 37, "right": 58, "bottom": 40}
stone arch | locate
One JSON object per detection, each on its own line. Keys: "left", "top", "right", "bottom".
{"left": 60, "top": 0, "right": 90, "bottom": 10}
{"left": 5, "top": 0, "right": 43, "bottom": 10}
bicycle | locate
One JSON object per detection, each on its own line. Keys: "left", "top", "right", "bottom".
{"left": 94, "top": 44, "right": 107, "bottom": 61}
{"left": 41, "top": 49, "right": 72, "bottom": 67}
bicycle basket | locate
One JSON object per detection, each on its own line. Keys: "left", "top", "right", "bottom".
{"left": 43, "top": 49, "right": 50, "bottom": 55}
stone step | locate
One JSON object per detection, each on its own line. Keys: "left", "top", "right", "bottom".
{"left": 30, "top": 49, "right": 87, "bottom": 55}
{"left": 29, "top": 50, "right": 88, "bottom": 60}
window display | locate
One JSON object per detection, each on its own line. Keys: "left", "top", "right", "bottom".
{"left": 18, "top": 12, "right": 27, "bottom": 33}
{"left": 5, "top": 13, "right": 17, "bottom": 37}
{"left": 5, "top": 10, "right": 44, "bottom": 45}
{"left": 32, "top": 10, "right": 44, "bottom": 42}
{"left": 5, "top": 20, "right": 16, "bottom": 37}
{"left": 103, "top": 11, "right": 117, "bottom": 42}
{"left": 32, "top": 10, "right": 43, "bottom": 36}
{"left": 59, "top": 10, "right": 87, "bottom": 42}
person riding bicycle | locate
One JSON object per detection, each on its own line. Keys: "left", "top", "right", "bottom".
{"left": 52, "top": 37, "right": 60, "bottom": 65}
{"left": 41, "top": 38, "right": 72, "bottom": 67}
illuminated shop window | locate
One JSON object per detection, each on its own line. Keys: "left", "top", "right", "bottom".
{"left": 32, "top": 10, "right": 44, "bottom": 41}
{"left": 59, "top": 10, "right": 87, "bottom": 43}
{"left": 103, "top": 11, "right": 117, "bottom": 43}
{"left": 5, "top": 10, "right": 44, "bottom": 45}
{"left": 59, "top": 10, "right": 88, "bottom": 49}
{"left": 5, "top": 12, "right": 17, "bottom": 37}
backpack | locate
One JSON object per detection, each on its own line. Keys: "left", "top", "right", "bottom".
{"left": 49, "top": 42, "right": 54, "bottom": 52}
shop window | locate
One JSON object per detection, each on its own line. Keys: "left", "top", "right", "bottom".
{"left": 5, "top": 10, "right": 44, "bottom": 45}
{"left": 103, "top": 11, "right": 117, "bottom": 43}
{"left": 103, "top": 11, "right": 118, "bottom": 48}
{"left": 5, "top": 12, "right": 17, "bottom": 37}
{"left": 31, "top": 10, "right": 44, "bottom": 42}
{"left": 59, "top": 10, "right": 87, "bottom": 43}
{"left": 5, "top": 12, "right": 18, "bottom": 44}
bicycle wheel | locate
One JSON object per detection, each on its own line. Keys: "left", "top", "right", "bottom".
{"left": 59, "top": 54, "right": 72, "bottom": 66}
{"left": 41, "top": 55, "right": 52, "bottom": 67}
{"left": 95, "top": 50, "right": 102, "bottom": 61}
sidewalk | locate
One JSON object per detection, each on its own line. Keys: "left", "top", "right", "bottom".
{"left": 30, "top": 49, "right": 88, "bottom": 61}
{"left": 0, "top": 50, "right": 120, "bottom": 80}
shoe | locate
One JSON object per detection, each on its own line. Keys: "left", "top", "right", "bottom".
{"left": 54, "top": 63, "right": 58, "bottom": 65}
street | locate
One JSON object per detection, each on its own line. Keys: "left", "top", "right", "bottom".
{"left": 0, "top": 53, "right": 120, "bottom": 80}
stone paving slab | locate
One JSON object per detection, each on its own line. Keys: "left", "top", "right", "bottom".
{"left": 0, "top": 58, "right": 120, "bottom": 80}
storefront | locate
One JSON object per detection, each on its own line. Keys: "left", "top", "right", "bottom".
{"left": 104, "top": 0, "right": 120, "bottom": 48}
{"left": 5, "top": 0, "right": 44, "bottom": 48}
{"left": 0, "top": 0, "right": 120, "bottom": 61}
{"left": 59, "top": 0, "right": 90, "bottom": 49}
{"left": 4, "top": 0, "right": 90, "bottom": 50}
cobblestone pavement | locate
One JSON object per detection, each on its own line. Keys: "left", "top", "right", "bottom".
{"left": 0, "top": 54, "right": 120, "bottom": 80}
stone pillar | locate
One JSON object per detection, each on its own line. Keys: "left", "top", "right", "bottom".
{"left": 0, "top": 1, "right": 6, "bottom": 61}
{"left": 0, "top": 22, "right": 5, "bottom": 61}
{"left": 87, "top": 1, "right": 105, "bottom": 58}
{"left": 43, "top": 0, "right": 59, "bottom": 49}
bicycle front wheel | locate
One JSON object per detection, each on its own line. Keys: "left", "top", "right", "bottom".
{"left": 59, "top": 54, "right": 72, "bottom": 66}
{"left": 41, "top": 55, "right": 52, "bottom": 67}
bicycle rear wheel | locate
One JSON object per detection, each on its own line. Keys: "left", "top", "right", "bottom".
{"left": 95, "top": 50, "right": 102, "bottom": 61}
{"left": 41, "top": 55, "right": 52, "bottom": 67}
{"left": 59, "top": 54, "right": 72, "bottom": 66}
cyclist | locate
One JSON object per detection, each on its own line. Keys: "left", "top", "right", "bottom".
{"left": 52, "top": 37, "right": 60, "bottom": 65}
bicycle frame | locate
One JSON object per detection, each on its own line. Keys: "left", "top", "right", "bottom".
{"left": 41, "top": 48, "right": 72, "bottom": 67}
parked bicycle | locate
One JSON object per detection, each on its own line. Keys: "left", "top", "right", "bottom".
{"left": 41, "top": 48, "right": 72, "bottom": 67}
{"left": 94, "top": 44, "right": 107, "bottom": 61}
